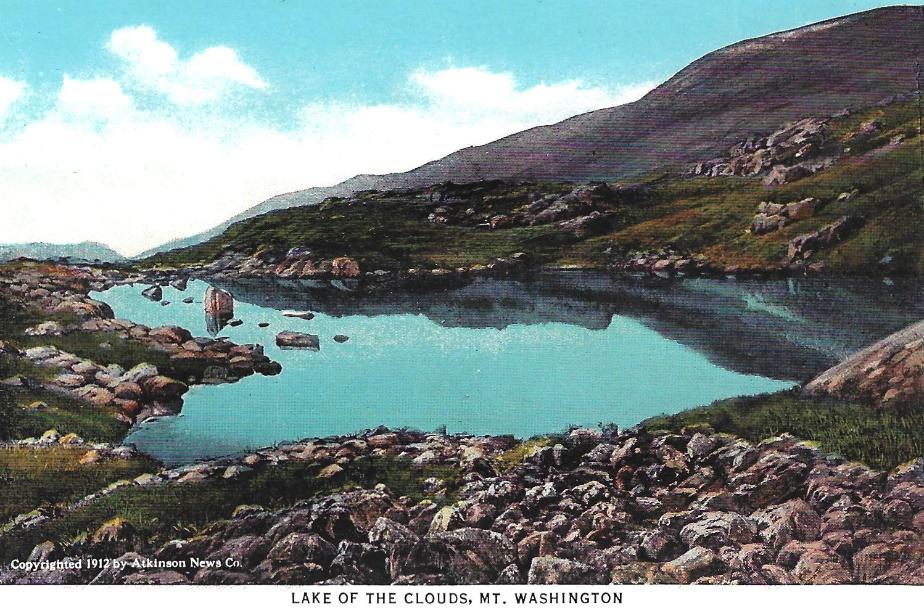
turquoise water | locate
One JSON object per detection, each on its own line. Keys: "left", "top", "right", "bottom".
{"left": 92, "top": 279, "right": 794, "bottom": 464}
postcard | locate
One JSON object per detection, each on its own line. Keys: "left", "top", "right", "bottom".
{"left": 1, "top": 1, "right": 922, "bottom": 609}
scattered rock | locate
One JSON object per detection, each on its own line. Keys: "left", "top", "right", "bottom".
{"left": 282, "top": 311, "right": 314, "bottom": 320}
{"left": 141, "top": 285, "right": 162, "bottom": 301}
{"left": 276, "top": 331, "right": 320, "bottom": 350}
{"left": 787, "top": 215, "right": 864, "bottom": 262}
{"left": 662, "top": 546, "right": 724, "bottom": 582}
{"left": 318, "top": 464, "right": 344, "bottom": 479}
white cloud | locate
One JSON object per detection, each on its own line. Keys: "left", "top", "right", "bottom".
{"left": 409, "top": 66, "right": 646, "bottom": 125}
{"left": 106, "top": 25, "right": 267, "bottom": 104}
{"left": 56, "top": 76, "right": 134, "bottom": 118}
{"left": 0, "top": 76, "right": 27, "bottom": 117}
{"left": 0, "top": 30, "right": 657, "bottom": 256}
{"left": 293, "top": 66, "right": 657, "bottom": 178}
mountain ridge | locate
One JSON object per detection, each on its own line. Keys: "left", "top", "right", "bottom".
{"left": 0, "top": 241, "right": 125, "bottom": 263}
{"left": 142, "top": 5, "right": 923, "bottom": 258}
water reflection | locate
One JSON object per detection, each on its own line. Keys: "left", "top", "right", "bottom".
{"left": 208, "top": 272, "right": 923, "bottom": 381}
{"left": 205, "top": 310, "right": 232, "bottom": 336}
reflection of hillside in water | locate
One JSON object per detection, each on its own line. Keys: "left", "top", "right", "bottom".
{"left": 210, "top": 272, "right": 923, "bottom": 382}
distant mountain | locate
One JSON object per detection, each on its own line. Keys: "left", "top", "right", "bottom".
{"left": 0, "top": 242, "right": 126, "bottom": 263}
{"left": 145, "top": 5, "right": 923, "bottom": 258}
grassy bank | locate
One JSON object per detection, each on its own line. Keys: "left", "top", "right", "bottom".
{"left": 0, "top": 293, "right": 170, "bottom": 444}
{"left": 0, "top": 387, "right": 129, "bottom": 445}
{"left": 0, "top": 456, "right": 458, "bottom": 563}
{"left": 644, "top": 390, "right": 924, "bottom": 471}
{"left": 0, "top": 447, "right": 159, "bottom": 525}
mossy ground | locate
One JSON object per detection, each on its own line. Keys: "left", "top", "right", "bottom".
{"left": 0, "top": 455, "right": 458, "bottom": 563}
{"left": 644, "top": 390, "right": 924, "bottom": 471}
{"left": 0, "top": 447, "right": 159, "bottom": 526}
{"left": 0, "top": 294, "right": 167, "bottom": 444}
{"left": 18, "top": 330, "right": 173, "bottom": 374}
{"left": 0, "top": 387, "right": 129, "bottom": 445}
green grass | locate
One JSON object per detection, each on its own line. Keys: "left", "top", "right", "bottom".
{"left": 0, "top": 296, "right": 55, "bottom": 341}
{"left": 0, "top": 455, "right": 459, "bottom": 563}
{"left": 14, "top": 331, "right": 173, "bottom": 374}
{"left": 2, "top": 287, "right": 171, "bottom": 374}
{"left": 0, "top": 447, "right": 159, "bottom": 525}
{"left": 150, "top": 180, "right": 589, "bottom": 271}
{"left": 0, "top": 387, "right": 129, "bottom": 445}
{"left": 0, "top": 352, "right": 56, "bottom": 383}
{"left": 643, "top": 391, "right": 924, "bottom": 471}
{"left": 0, "top": 295, "right": 164, "bottom": 444}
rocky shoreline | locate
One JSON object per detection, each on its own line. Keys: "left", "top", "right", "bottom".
{"left": 0, "top": 263, "right": 281, "bottom": 426}
{"left": 3, "top": 423, "right": 924, "bottom": 585}
{"left": 139, "top": 246, "right": 901, "bottom": 299}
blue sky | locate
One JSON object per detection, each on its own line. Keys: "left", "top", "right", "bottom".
{"left": 0, "top": 0, "right": 902, "bottom": 254}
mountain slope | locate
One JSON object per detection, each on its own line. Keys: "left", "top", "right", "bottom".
{"left": 146, "top": 5, "right": 923, "bottom": 257}
{"left": 149, "top": 91, "right": 923, "bottom": 276}
{"left": 0, "top": 242, "right": 125, "bottom": 263}
{"left": 396, "top": 6, "right": 922, "bottom": 182}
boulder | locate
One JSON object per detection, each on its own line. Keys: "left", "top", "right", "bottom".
{"left": 791, "top": 544, "right": 850, "bottom": 584}
{"left": 787, "top": 215, "right": 864, "bottom": 261}
{"left": 429, "top": 505, "right": 466, "bottom": 534}
{"left": 267, "top": 533, "right": 336, "bottom": 567}
{"left": 680, "top": 512, "right": 758, "bottom": 549}
{"left": 751, "top": 213, "right": 785, "bottom": 235}
{"left": 276, "top": 331, "right": 320, "bottom": 350}
{"left": 113, "top": 382, "right": 143, "bottom": 400}
{"left": 223, "top": 465, "right": 252, "bottom": 479}
{"left": 282, "top": 310, "right": 314, "bottom": 320}
{"left": 24, "top": 320, "right": 68, "bottom": 336}
{"left": 27, "top": 541, "right": 60, "bottom": 563}
{"left": 785, "top": 197, "right": 819, "bottom": 221}
{"left": 141, "top": 285, "right": 162, "bottom": 301}
{"left": 73, "top": 385, "right": 116, "bottom": 406}
{"left": 91, "top": 518, "right": 136, "bottom": 544}
{"left": 149, "top": 326, "right": 192, "bottom": 345}
{"left": 122, "top": 363, "right": 159, "bottom": 384}
{"left": 79, "top": 450, "right": 103, "bottom": 465}
{"left": 368, "top": 517, "right": 421, "bottom": 580}
{"left": 330, "top": 541, "right": 389, "bottom": 583}
{"left": 317, "top": 464, "right": 344, "bottom": 479}
{"left": 751, "top": 499, "right": 821, "bottom": 549}
{"left": 398, "top": 528, "right": 516, "bottom": 584}
{"left": 527, "top": 556, "right": 606, "bottom": 584}
{"left": 662, "top": 546, "right": 724, "bottom": 582}
{"left": 204, "top": 286, "right": 234, "bottom": 318}
{"left": 764, "top": 164, "right": 811, "bottom": 186}
{"left": 331, "top": 257, "right": 361, "bottom": 279}
{"left": 141, "top": 375, "right": 189, "bottom": 400}
{"left": 122, "top": 571, "right": 189, "bottom": 585}
{"left": 803, "top": 319, "right": 924, "bottom": 406}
